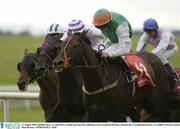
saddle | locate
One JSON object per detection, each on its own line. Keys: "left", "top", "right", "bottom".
{"left": 125, "top": 54, "right": 155, "bottom": 88}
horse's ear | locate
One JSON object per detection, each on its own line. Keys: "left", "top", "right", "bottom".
{"left": 36, "top": 47, "right": 41, "bottom": 56}
{"left": 24, "top": 48, "right": 28, "bottom": 55}
{"left": 17, "top": 62, "right": 22, "bottom": 72}
{"left": 80, "top": 29, "right": 88, "bottom": 37}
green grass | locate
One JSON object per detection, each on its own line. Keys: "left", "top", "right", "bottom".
{"left": 0, "top": 34, "right": 179, "bottom": 85}
{"left": 0, "top": 35, "right": 43, "bottom": 85}
{"left": 0, "top": 107, "right": 44, "bottom": 122}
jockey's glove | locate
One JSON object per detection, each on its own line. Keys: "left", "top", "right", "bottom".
{"left": 101, "top": 51, "right": 110, "bottom": 58}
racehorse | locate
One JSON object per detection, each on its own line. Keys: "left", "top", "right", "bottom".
{"left": 53, "top": 31, "right": 176, "bottom": 122}
{"left": 35, "top": 38, "right": 86, "bottom": 122}
{"left": 17, "top": 48, "right": 59, "bottom": 120}
{"left": 140, "top": 68, "right": 180, "bottom": 122}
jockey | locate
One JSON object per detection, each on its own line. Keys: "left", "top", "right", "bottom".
{"left": 46, "top": 23, "right": 67, "bottom": 41}
{"left": 68, "top": 19, "right": 106, "bottom": 51}
{"left": 40, "top": 23, "right": 67, "bottom": 61}
{"left": 136, "top": 18, "right": 180, "bottom": 88}
{"left": 92, "top": 8, "right": 137, "bottom": 84}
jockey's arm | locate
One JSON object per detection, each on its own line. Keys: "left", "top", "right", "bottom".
{"left": 152, "top": 31, "right": 171, "bottom": 54}
{"left": 86, "top": 25, "right": 106, "bottom": 51}
{"left": 136, "top": 34, "right": 148, "bottom": 52}
{"left": 105, "top": 22, "right": 131, "bottom": 57}
{"left": 86, "top": 25, "right": 105, "bottom": 39}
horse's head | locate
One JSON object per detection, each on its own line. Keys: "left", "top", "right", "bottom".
{"left": 17, "top": 48, "right": 37, "bottom": 91}
{"left": 35, "top": 34, "right": 62, "bottom": 78}
{"left": 53, "top": 31, "right": 92, "bottom": 72}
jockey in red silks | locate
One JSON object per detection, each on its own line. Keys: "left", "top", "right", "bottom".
{"left": 136, "top": 18, "right": 180, "bottom": 89}
{"left": 92, "top": 8, "right": 137, "bottom": 84}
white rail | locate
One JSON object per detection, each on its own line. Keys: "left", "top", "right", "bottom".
{"left": 0, "top": 91, "right": 39, "bottom": 122}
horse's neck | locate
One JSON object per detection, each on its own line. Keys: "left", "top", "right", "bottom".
{"left": 37, "top": 71, "right": 58, "bottom": 100}
{"left": 58, "top": 68, "right": 83, "bottom": 89}
{"left": 80, "top": 45, "right": 120, "bottom": 91}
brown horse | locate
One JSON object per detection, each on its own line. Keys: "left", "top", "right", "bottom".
{"left": 17, "top": 48, "right": 59, "bottom": 120}
{"left": 141, "top": 68, "right": 180, "bottom": 122}
{"left": 35, "top": 37, "right": 86, "bottom": 122}
{"left": 53, "top": 32, "right": 177, "bottom": 122}
{"left": 175, "top": 68, "right": 180, "bottom": 93}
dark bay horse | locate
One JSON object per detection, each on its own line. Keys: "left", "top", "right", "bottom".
{"left": 35, "top": 36, "right": 86, "bottom": 122}
{"left": 141, "top": 68, "right": 180, "bottom": 121}
{"left": 53, "top": 32, "right": 177, "bottom": 122}
{"left": 17, "top": 48, "right": 59, "bottom": 120}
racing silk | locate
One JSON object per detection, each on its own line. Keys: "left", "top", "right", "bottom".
{"left": 102, "top": 12, "right": 133, "bottom": 57}
{"left": 84, "top": 25, "right": 106, "bottom": 51}
{"left": 136, "top": 28, "right": 178, "bottom": 64}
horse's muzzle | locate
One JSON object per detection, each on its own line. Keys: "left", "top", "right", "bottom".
{"left": 17, "top": 80, "right": 28, "bottom": 91}
{"left": 53, "top": 60, "right": 64, "bottom": 72}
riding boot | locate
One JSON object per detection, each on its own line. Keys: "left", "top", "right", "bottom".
{"left": 116, "top": 57, "right": 137, "bottom": 84}
{"left": 164, "top": 63, "right": 180, "bottom": 90}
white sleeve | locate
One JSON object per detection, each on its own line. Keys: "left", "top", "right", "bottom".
{"left": 152, "top": 31, "right": 171, "bottom": 54}
{"left": 105, "top": 22, "right": 131, "bottom": 57}
{"left": 86, "top": 25, "right": 104, "bottom": 38}
{"left": 136, "top": 34, "right": 148, "bottom": 52}
{"left": 86, "top": 25, "right": 105, "bottom": 51}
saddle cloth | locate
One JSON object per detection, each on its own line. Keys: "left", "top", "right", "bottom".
{"left": 125, "top": 53, "right": 155, "bottom": 88}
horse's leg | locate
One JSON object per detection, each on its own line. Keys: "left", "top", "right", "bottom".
{"left": 38, "top": 91, "right": 55, "bottom": 121}
{"left": 126, "top": 106, "right": 140, "bottom": 122}
{"left": 46, "top": 101, "right": 69, "bottom": 122}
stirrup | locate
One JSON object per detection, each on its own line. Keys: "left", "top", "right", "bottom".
{"left": 127, "top": 74, "right": 137, "bottom": 84}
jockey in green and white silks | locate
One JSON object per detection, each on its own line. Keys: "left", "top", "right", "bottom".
{"left": 93, "top": 9, "right": 132, "bottom": 57}
{"left": 92, "top": 8, "right": 137, "bottom": 84}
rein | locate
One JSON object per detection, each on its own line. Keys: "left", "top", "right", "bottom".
{"left": 40, "top": 52, "right": 53, "bottom": 64}
{"left": 63, "top": 37, "right": 72, "bottom": 68}
{"left": 74, "top": 58, "right": 104, "bottom": 69}
{"left": 63, "top": 35, "right": 105, "bottom": 69}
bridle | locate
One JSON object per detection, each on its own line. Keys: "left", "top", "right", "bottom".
{"left": 62, "top": 35, "right": 104, "bottom": 69}
{"left": 19, "top": 54, "right": 37, "bottom": 88}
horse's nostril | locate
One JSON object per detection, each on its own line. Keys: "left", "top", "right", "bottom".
{"left": 39, "top": 67, "right": 45, "bottom": 72}
{"left": 58, "top": 61, "right": 64, "bottom": 65}
{"left": 17, "top": 81, "right": 26, "bottom": 90}
{"left": 53, "top": 61, "right": 63, "bottom": 67}
{"left": 35, "top": 67, "right": 45, "bottom": 73}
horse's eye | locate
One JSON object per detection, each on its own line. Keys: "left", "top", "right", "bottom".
{"left": 17, "top": 62, "right": 22, "bottom": 71}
